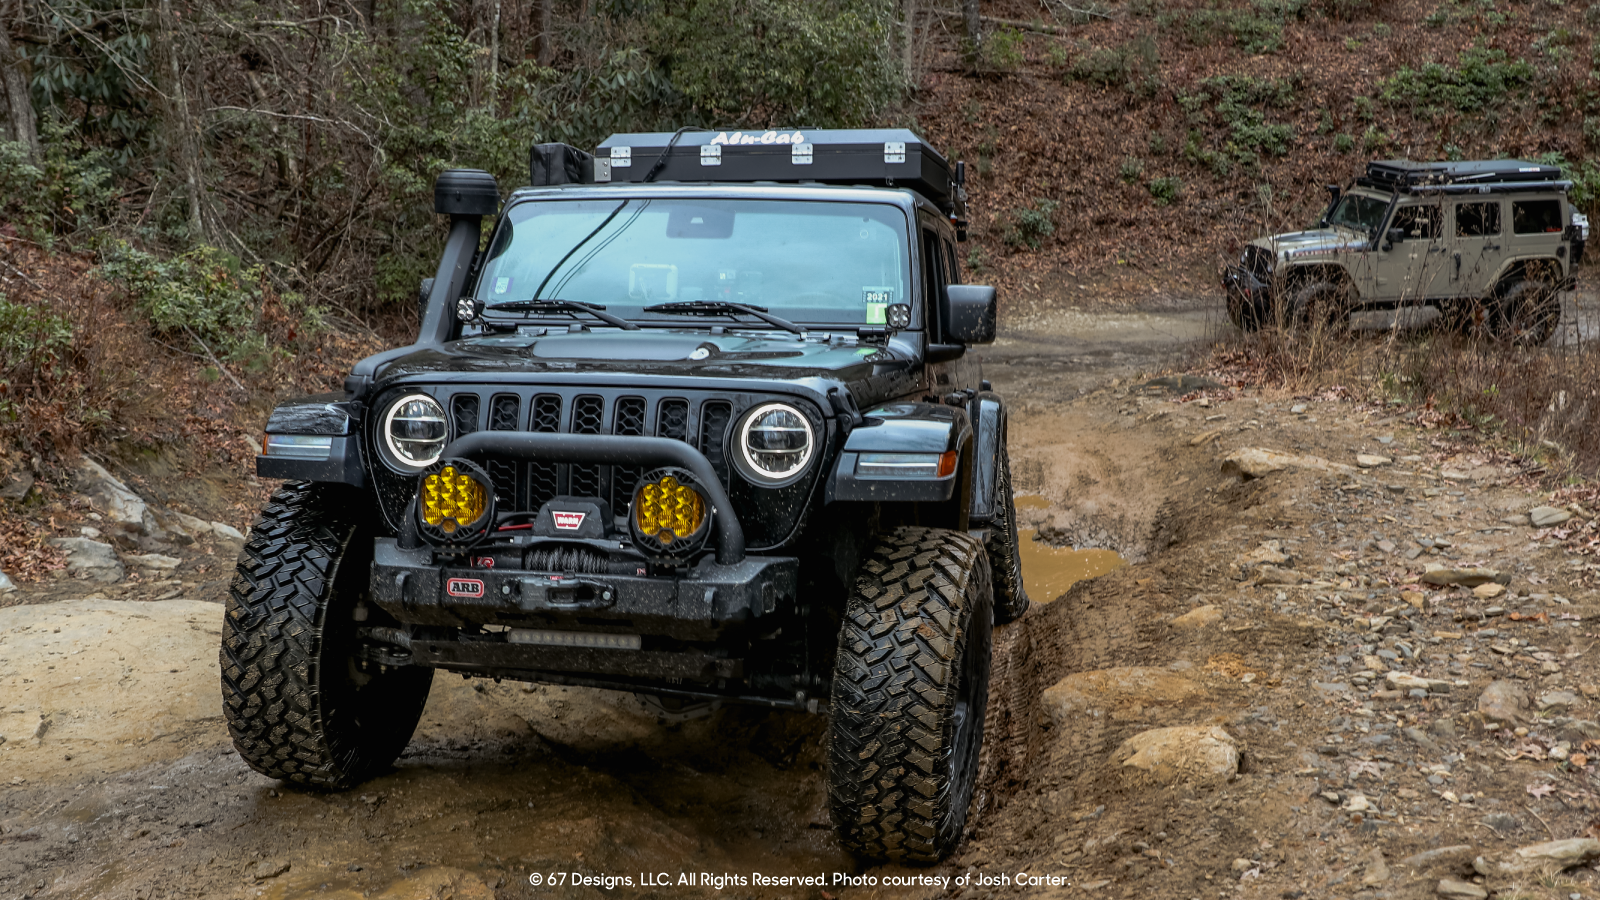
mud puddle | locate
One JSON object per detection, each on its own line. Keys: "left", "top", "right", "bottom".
{"left": 1012, "top": 494, "right": 1127, "bottom": 605}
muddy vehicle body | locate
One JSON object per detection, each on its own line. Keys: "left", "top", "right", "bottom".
{"left": 226, "top": 129, "right": 1027, "bottom": 862}
{"left": 1224, "top": 159, "right": 1586, "bottom": 344}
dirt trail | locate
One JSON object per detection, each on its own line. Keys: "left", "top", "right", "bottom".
{"left": 6, "top": 304, "right": 1600, "bottom": 900}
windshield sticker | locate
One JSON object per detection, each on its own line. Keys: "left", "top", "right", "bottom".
{"left": 862, "top": 287, "right": 894, "bottom": 305}
{"left": 866, "top": 303, "right": 888, "bottom": 325}
{"left": 709, "top": 130, "right": 805, "bottom": 147}
{"left": 493, "top": 276, "right": 512, "bottom": 295}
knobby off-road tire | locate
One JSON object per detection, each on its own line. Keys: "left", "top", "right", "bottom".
{"left": 828, "top": 527, "right": 994, "bottom": 864}
{"left": 1492, "top": 279, "right": 1559, "bottom": 347}
{"left": 986, "top": 441, "right": 1030, "bottom": 624}
{"left": 1292, "top": 281, "right": 1350, "bottom": 334}
{"left": 221, "top": 481, "right": 433, "bottom": 789}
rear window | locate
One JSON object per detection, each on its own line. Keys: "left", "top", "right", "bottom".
{"left": 1512, "top": 200, "right": 1563, "bottom": 235}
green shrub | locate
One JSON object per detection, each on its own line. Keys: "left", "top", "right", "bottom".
{"left": 1377, "top": 46, "right": 1535, "bottom": 114}
{"left": 1003, "top": 198, "right": 1059, "bottom": 250}
{"left": 1067, "top": 35, "right": 1159, "bottom": 89}
{"left": 1120, "top": 156, "right": 1146, "bottom": 183}
{"left": 1148, "top": 176, "right": 1182, "bottom": 205}
{"left": 982, "top": 27, "right": 1028, "bottom": 71}
{"left": 0, "top": 121, "right": 116, "bottom": 245}
{"left": 0, "top": 294, "right": 74, "bottom": 423}
{"left": 1585, "top": 116, "right": 1600, "bottom": 149}
{"left": 98, "top": 242, "right": 281, "bottom": 365}
{"left": 1334, "top": 133, "right": 1356, "bottom": 152}
{"left": 1164, "top": 0, "right": 1309, "bottom": 54}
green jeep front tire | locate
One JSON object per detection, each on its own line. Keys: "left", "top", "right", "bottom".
{"left": 827, "top": 526, "right": 993, "bottom": 864}
{"left": 221, "top": 482, "right": 433, "bottom": 789}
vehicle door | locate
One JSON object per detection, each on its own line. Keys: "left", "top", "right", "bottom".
{"left": 1449, "top": 199, "right": 1505, "bottom": 298}
{"left": 1375, "top": 200, "right": 1450, "bottom": 304}
{"left": 1509, "top": 196, "right": 1567, "bottom": 281}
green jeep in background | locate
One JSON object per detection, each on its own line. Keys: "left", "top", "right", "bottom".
{"left": 1224, "top": 159, "right": 1587, "bottom": 344}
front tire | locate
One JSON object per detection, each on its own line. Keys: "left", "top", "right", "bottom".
{"left": 986, "top": 441, "right": 1030, "bottom": 624}
{"left": 828, "top": 527, "right": 993, "bottom": 864}
{"left": 1292, "top": 281, "right": 1350, "bottom": 333}
{"left": 221, "top": 482, "right": 433, "bottom": 789}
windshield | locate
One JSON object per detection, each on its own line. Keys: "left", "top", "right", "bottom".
{"left": 474, "top": 198, "right": 911, "bottom": 327}
{"left": 1327, "top": 193, "right": 1389, "bottom": 233}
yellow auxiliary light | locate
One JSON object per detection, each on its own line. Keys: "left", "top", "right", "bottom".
{"left": 416, "top": 454, "right": 489, "bottom": 538}
{"left": 631, "top": 468, "right": 711, "bottom": 560}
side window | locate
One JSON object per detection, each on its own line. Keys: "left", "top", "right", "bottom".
{"left": 944, "top": 238, "right": 962, "bottom": 285}
{"left": 1455, "top": 202, "right": 1501, "bottom": 237}
{"left": 1392, "top": 204, "right": 1443, "bottom": 239}
{"left": 922, "top": 228, "right": 948, "bottom": 337}
{"left": 1512, "top": 199, "right": 1563, "bottom": 235}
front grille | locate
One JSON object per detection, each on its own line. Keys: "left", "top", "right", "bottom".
{"left": 1243, "top": 245, "right": 1274, "bottom": 280}
{"left": 439, "top": 389, "right": 749, "bottom": 518}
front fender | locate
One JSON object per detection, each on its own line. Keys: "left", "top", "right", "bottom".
{"left": 255, "top": 393, "right": 366, "bottom": 486}
{"left": 967, "top": 392, "right": 1006, "bottom": 524}
{"left": 826, "top": 401, "right": 971, "bottom": 504}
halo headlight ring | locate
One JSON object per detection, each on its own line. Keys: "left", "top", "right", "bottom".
{"left": 630, "top": 467, "right": 712, "bottom": 563}
{"left": 415, "top": 458, "right": 496, "bottom": 548}
{"left": 381, "top": 392, "right": 449, "bottom": 471}
{"left": 731, "top": 402, "right": 815, "bottom": 487}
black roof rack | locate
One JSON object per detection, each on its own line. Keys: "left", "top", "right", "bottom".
{"left": 593, "top": 129, "right": 955, "bottom": 210}
{"left": 1360, "top": 159, "right": 1564, "bottom": 190}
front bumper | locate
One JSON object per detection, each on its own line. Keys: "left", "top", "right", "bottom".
{"left": 371, "top": 539, "right": 798, "bottom": 635}
{"left": 1222, "top": 264, "right": 1273, "bottom": 302}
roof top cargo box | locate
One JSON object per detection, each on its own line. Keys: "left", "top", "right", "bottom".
{"left": 1364, "top": 159, "right": 1564, "bottom": 188}
{"left": 594, "top": 128, "right": 958, "bottom": 213}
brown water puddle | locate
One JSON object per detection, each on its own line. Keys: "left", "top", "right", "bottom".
{"left": 1013, "top": 495, "right": 1126, "bottom": 603}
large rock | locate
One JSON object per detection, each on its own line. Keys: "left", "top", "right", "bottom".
{"left": 1170, "top": 605, "right": 1222, "bottom": 629}
{"left": 1222, "top": 447, "right": 1355, "bottom": 480}
{"left": 1495, "top": 838, "right": 1600, "bottom": 875}
{"left": 1477, "top": 680, "right": 1529, "bottom": 728}
{"left": 1420, "top": 564, "right": 1509, "bottom": 587}
{"left": 0, "top": 570, "right": 15, "bottom": 593}
{"left": 1114, "top": 725, "right": 1238, "bottom": 784}
{"left": 1400, "top": 845, "right": 1475, "bottom": 873}
{"left": 74, "top": 459, "right": 149, "bottom": 527}
{"left": 1042, "top": 667, "right": 1204, "bottom": 723}
{"left": 44, "top": 537, "right": 125, "bottom": 583}
{"left": 1529, "top": 506, "right": 1573, "bottom": 528}
{"left": 1436, "top": 878, "right": 1487, "bottom": 900}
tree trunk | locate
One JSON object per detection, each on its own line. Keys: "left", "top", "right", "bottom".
{"left": 964, "top": 0, "right": 981, "bottom": 50}
{"left": 535, "top": 0, "right": 553, "bottom": 66}
{"left": 0, "top": 14, "right": 40, "bottom": 160}
{"left": 156, "top": 0, "right": 206, "bottom": 241}
{"left": 902, "top": 0, "right": 918, "bottom": 87}
{"left": 489, "top": 0, "right": 501, "bottom": 96}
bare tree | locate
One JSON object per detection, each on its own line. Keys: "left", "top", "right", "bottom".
{"left": 0, "top": 6, "right": 40, "bottom": 160}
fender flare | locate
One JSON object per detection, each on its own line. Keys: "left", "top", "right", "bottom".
{"left": 826, "top": 401, "right": 972, "bottom": 506}
{"left": 967, "top": 392, "right": 1007, "bottom": 525}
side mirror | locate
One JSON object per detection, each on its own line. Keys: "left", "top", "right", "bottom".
{"left": 1383, "top": 227, "right": 1405, "bottom": 250}
{"left": 945, "top": 285, "right": 997, "bottom": 345}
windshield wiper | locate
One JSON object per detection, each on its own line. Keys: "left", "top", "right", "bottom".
{"left": 642, "top": 300, "right": 805, "bottom": 336}
{"left": 485, "top": 298, "right": 640, "bottom": 330}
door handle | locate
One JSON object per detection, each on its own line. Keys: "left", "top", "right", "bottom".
{"left": 1484, "top": 244, "right": 1500, "bottom": 251}
{"left": 1454, "top": 252, "right": 1461, "bottom": 279}
{"left": 1427, "top": 247, "right": 1446, "bottom": 254}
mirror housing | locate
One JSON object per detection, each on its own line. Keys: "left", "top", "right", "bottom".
{"left": 945, "top": 285, "right": 997, "bottom": 345}
{"left": 1383, "top": 227, "right": 1406, "bottom": 250}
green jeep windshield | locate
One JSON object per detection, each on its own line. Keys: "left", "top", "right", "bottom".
{"left": 1327, "top": 192, "right": 1388, "bottom": 233}
{"left": 475, "top": 198, "right": 911, "bottom": 327}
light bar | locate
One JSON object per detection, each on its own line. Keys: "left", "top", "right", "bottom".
{"left": 855, "top": 451, "right": 957, "bottom": 479}
{"left": 262, "top": 434, "right": 333, "bottom": 460}
{"left": 507, "top": 629, "right": 642, "bottom": 651}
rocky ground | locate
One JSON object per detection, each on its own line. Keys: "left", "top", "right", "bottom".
{"left": 3, "top": 303, "right": 1600, "bottom": 899}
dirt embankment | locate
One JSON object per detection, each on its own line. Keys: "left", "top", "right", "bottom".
{"left": 5, "top": 314, "right": 1600, "bottom": 899}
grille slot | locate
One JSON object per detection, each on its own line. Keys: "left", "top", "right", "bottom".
{"left": 451, "top": 395, "right": 480, "bottom": 438}
{"left": 657, "top": 399, "right": 689, "bottom": 442}
{"left": 527, "top": 394, "right": 562, "bottom": 510}
{"left": 568, "top": 395, "right": 605, "bottom": 498}
{"left": 611, "top": 397, "right": 648, "bottom": 515}
{"left": 486, "top": 394, "right": 521, "bottom": 504}
{"left": 699, "top": 401, "right": 733, "bottom": 482}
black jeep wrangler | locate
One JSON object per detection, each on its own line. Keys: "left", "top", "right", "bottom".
{"left": 224, "top": 128, "right": 1027, "bottom": 863}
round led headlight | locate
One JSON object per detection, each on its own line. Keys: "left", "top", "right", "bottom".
{"left": 415, "top": 458, "right": 495, "bottom": 547}
{"left": 630, "top": 468, "right": 711, "bottom": 562}
{"left": 382, "top": 393, "right": 448, "bottom": 470}
{"left": 733, "top": 402, "right": 814, "bottom": 486}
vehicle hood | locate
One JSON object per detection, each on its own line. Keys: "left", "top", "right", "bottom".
{"left": 1250, "top": 228, "right": 1367, "bottom": 256}
{"left": 370, "top": 329, "right": 906, "bottom": 382}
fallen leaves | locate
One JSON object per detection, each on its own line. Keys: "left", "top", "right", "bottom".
{"left": 1526, "top": 783, "right": 1555, "bottom": 799}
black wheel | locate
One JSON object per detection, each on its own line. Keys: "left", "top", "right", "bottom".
{"left": 828, "top": 526, "right": 993, "bottom": 864}
{"left": 1226, "top": 291, "right": 1268, "bottom": 332}
{"left": 1491, "top": 279, "right": 1559, "bottom": 346}
{"left": 986, "top": 440, "right": 1030, "bottom": 624}
{"left": 1439, "top": 298, "right": 1492, "bottom": 338}
{"left": 221, "top": 482, "right": 433, "bottom": 789}
{"left": 1292, "top": 281, "right": 1349, "bottom": 332}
